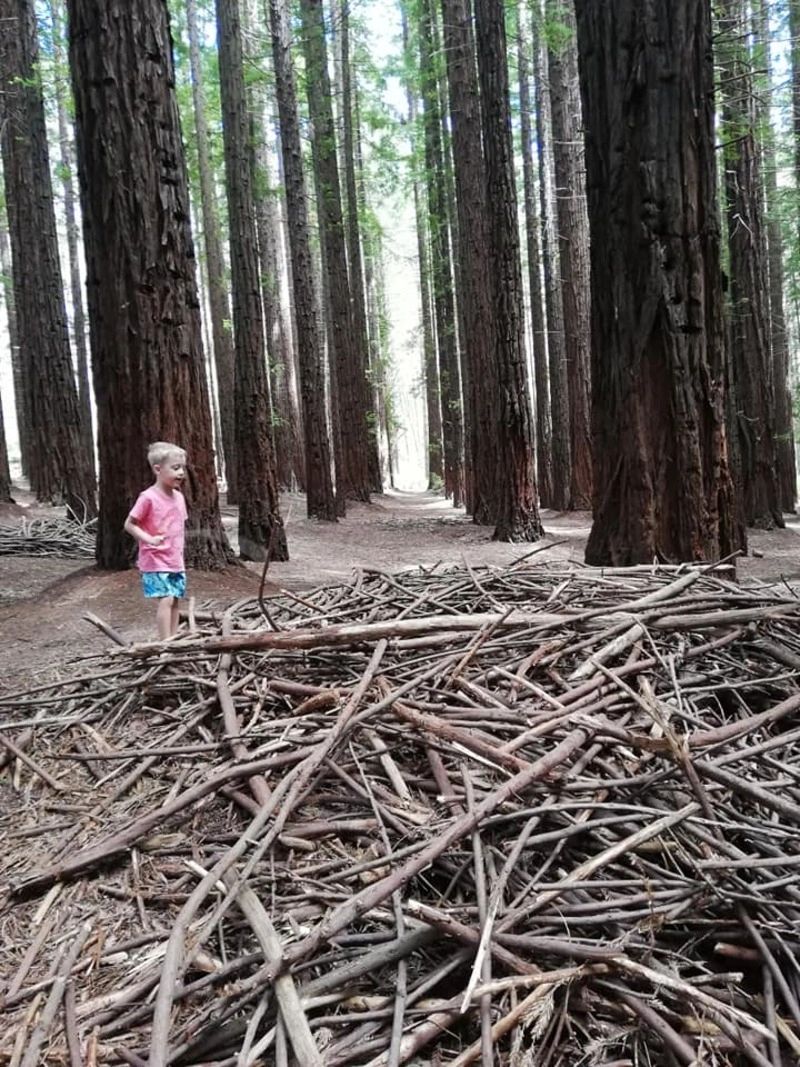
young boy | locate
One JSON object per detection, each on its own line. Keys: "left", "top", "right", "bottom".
{"left": 124, "top": 442, "right": 188, "bottom": 640}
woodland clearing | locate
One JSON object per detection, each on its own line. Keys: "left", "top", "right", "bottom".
{"left": 1, "top": 488, "right": 799, "bottom": 692}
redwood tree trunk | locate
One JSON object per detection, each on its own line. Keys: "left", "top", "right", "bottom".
{"left": 441, "top": 0, "right": 497, "bottom": 524}
{"left": 402, "top": 11, "right": 443, "bottom": 489}
{"left": 534, "top": 5, "right": 571, "bottom": 511}
{"left": 300, "top": 0, "right": 371, "bottom": 503}
{"left": 0, "top": 210, "right": 26, "bottom": 477}
{"left": 267, "top": 0, "right": 337, "bottom": 520}
{"left": 186, "top": 0, "right": 237, "bottom": 499}
{"left": 67, "top": 0, "right": 230, "bottom": 567}
{"left": 340, "top": 3, "right": 382, "bottom": 493}
{"left": 518, "top": 0, "right": 552, "bottom": 509}
{"left": 719, "top": 0, "right": 782, "bottom": 530}
{"left": 420, "top": 0, "right": 464, "bottom": 507}
{"left": 547, "top": 0, "right": 592, "bottom": 511}
{"left": 1, "top": 0, "right": 95, "bottom": 521}
{"left": 474, "top": 0, "right": 542, "bottom": 542}
{"left": 576, "top": 0, "right": 741, "bottom": 565}
{"left": 216, "top": 0, "right": 287, "bottom": 561}
{"left": 0, "top": 394, "right": 12, "bottom": 501}
{"left": 49, "top": 0, "right": 95, "bottom": 481}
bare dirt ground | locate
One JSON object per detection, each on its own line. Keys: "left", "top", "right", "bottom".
{"left": 1, "top": 486, "right": 799, "bottom": 692}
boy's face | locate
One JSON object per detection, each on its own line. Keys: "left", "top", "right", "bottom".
{"left": 154, "top": 456, "right": 186, "bottom": 490}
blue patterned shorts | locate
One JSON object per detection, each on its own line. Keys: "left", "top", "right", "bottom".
{"left": 141, "top": 571, "right": 186, "bottom": 599}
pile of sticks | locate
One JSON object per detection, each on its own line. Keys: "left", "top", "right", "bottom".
{"left": 2, "top": 556, "right": 800, "bottom": 1065}
{"left": 0, "top": 516, "right": 96, "bottom": 558}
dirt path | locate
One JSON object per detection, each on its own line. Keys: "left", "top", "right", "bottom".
{"left": 1, "top": 488, "right": 798, "bottom": 691}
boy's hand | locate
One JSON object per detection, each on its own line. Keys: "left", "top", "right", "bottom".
{"left": 147, "top": 533, "right": 166, "bottom": 547}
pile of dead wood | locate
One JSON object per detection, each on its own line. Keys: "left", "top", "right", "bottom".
{"left": 0, "top": 515, "right": 96, "bottom": 558}
{"left": 1, "top": 556, "right": 800, "bottom": 1066}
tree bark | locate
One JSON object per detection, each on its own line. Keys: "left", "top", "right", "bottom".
{"left": 299, "top": 0, "right": 372, "bottom": 504}
{"left": 340, "top": 1, "right": 382, "bottom": 493}
{"left": 402, "top": 11, "right": 443, "bottom": 489}
{"left": 67, "top": 0, "right": 230, "bottom": 566}
{"left": 420, "top": 0, "right": 464, "bottom": 507}
{"left": 267, "top": 0, "right": 337, "bottom": 520}
{"left": 474, "top": 0, "right": 543, "bottom": 542}
{"left": 576, "top": 0, "right": 742, "bottom": 564}
{"left": 186, "top": 0, "right": 238, "bottom": 500}
{"left": 49, "top": 0, "right": 95, "bottom": 481}
{"left": 719, "top": 0, "right": 782, "bottom": 530}
{"left": 533, "top": 3, "right": 570, "bottom": 510}
{"left": 0, "top": 387, "right": 12, "bottom": 501}
{"left": 547, "top": 0, "right": 592, "bottom": 511}
{"left": 0, "top": 203, "right": 26, "bottom": 477}
{"left": 216, "top": 0, "right": 287, "bottom": 561}
{"left": 242, "top": 0, "right": 303, "bottom": 493}
{"left": 441, "top": 0, "right": 497, "bottom": 524}
{"left": 776, "top": 2, "right": 800, "bottom": 509}
{"left": 517, "top": 0, "right": 553, "bottom": 509}
{"left": 1, "top": 0, "right": 96, "bottom": 520}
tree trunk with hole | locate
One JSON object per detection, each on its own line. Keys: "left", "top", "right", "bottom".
{"left": 475, "top": 0, "right": 542, "bottom": 542}
{"left": 267, "top": 0, "right": 337, "bottom": 520}
{"left": 67, "top": 0, "right": 230, "bottom": 566}
{"left": 216, "top": 0, "right": 287, "bottom": 561}
{"left": 576, "top": 0, "right": 741, "bottom": 564}
{"left": 1, "top": 0, "right": 95, "bottom": 521}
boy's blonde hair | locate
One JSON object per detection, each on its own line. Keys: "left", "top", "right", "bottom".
{"left": 147, "top": 441, "right": 186, "bottom": 469}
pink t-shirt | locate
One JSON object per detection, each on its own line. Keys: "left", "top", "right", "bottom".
{"left": 128, "top": 486, "right": 188, "bottom": 573}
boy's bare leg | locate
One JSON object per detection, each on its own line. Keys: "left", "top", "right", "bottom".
{"left": 156, "top": 597, "right": 173, "bottom": 641}
{"left": 170, "top": 599, "right": 180, "bottom": 637}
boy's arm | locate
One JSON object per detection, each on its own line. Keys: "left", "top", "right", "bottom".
{"left": 124, "top": 513, "right": 165, "bottom": 547}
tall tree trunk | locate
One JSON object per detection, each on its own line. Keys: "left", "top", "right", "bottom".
{"left": 299, "top": 0, "right": 371, "bottom": 503}
{"left": 267, "top": 0, "right": 337, "bottom": 519}
{"left": 441, "top": 0, "right": 497, "bottom": 524}
{"left": 719, "top": 0, "right": 782, "bottom": 530}
{"left": 1, "top": 0, "right": 95, "bottom": 520}
{"left": 48, "top": 0, "right": 94, "bottom": 480}
{"left": 547, "top": 0, "right": 592, "bottom": 511}
{"left": 518, "top": 0, "right": 552, "bottom": 508}
{"left": 402, "top": 12, "right": 443, "bottom": 489}
{"left": 0, "top": 387, "right": 12, "bottom": 501}
{"left": 67, "top": 0, "right": 230, "bottom": 567}
{"left": 420, "top": 0, "right": 464, "bottom": 507}
{"left": 754, "top": 0, "right": 796, "bottom": 512}
{"left": 0, "top": 201, "right": 26, "bottom": 477}
{"left": 415, "top": 187, "right": 442, "bottom": 490}
{"left": 242, "top": 0, "right": 302, "bottom": 492}
{"left": 576, "top": 0, "right": 741, "bottom": 565}
{"left": 216, "top": 0, "right": 287, "bottom": 561}
{"left": 186, "top": 0, "right": 237, "bottom": 500}
{"left": 533, "top": 3, "right": 570, "bottom": 510}
{"left": 340, "top": 1, "right": 382, "bottom": 493}
{"left": 474, "top": 0, "right": 543, "bottom": 542}
{"left": 267, "top": 99, "right": 307, "bottom": 492}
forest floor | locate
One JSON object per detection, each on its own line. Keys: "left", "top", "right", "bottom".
{"left": 1, "top": 484, "right": 799, "bottom": 692}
